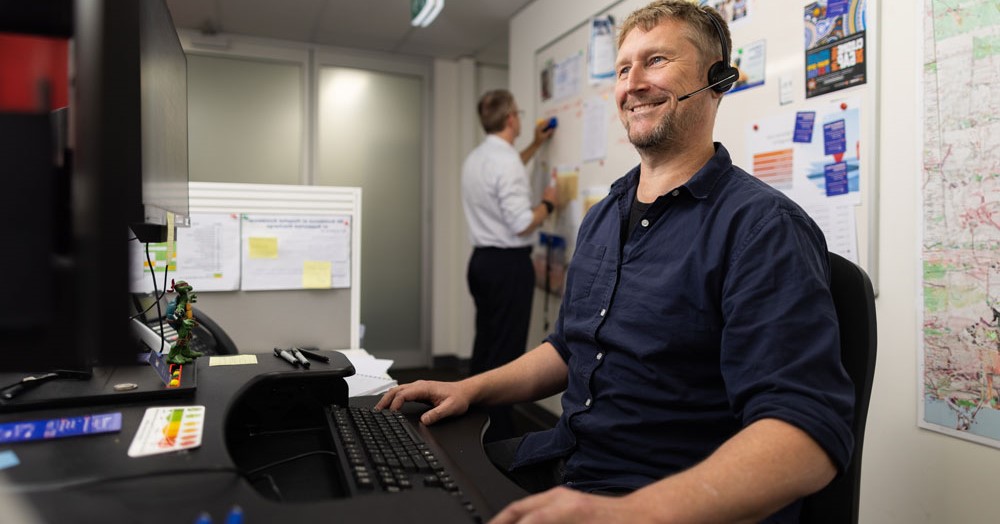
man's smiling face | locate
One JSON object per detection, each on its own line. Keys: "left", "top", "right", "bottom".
{"left": 614, "top": 19, "right": 708, "bottom": 153}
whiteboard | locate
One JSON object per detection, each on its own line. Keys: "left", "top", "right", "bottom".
{"left": 533, "top": 0, "right": 879, "bottom": 291}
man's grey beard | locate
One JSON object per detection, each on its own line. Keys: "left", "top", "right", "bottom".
{"left": 628, "top": 116, "right": 676, "bottom": 152}
{"left": 626, "top": 109, "right": 693, "bottom": 154}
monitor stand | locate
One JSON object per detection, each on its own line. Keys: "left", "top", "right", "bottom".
{"left": 0, "top": 362, "right": 196, "bottom": 413}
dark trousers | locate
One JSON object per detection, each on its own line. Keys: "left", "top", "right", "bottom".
{"left": 467, "top": 246, "right": 535, "bottom": 442}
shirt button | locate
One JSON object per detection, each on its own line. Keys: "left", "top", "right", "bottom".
{"left": 596, "top": 353, "right": 603, "bottom": 360}
{"left": 671, "top": 189, "right": 680, "bottom": 196}
{"left": 585, "top": 398, "right": 592, "bottom": 407}
{"left": 599, "top": 308, "right": 606, "bottom": 317}
{"left": 640, "top": 219, "right": 650, "bottom": 227}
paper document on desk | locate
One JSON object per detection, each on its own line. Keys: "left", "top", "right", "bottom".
{"left": 128, "top": 406, "right": 205, "bottom": 457}
{"left": 335, "top": 349, "right": 398, "bottom": 397}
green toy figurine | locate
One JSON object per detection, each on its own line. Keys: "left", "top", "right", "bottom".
{"left": 166, "top": 279, "right": 203, "bottom": 365}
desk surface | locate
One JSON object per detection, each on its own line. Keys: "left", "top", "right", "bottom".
{"left": 0, "top": 354, "right": 528, "bottom": 523}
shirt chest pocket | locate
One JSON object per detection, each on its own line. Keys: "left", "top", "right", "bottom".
{"left": 567, "top": 242, "right": 607, "bottom": 303}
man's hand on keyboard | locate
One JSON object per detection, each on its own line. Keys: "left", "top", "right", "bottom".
{"left": 375, "top": 380, "right": 472, "bottom": 426}
{"left": 489, "top": 486, "right": 629, "bottom": 524}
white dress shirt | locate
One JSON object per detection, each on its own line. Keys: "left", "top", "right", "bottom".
{"left": 461, "top": 135, "right": 535, "bottom": 248}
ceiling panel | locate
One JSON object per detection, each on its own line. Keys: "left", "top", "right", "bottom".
{"left": 165, "top": 0, "right": 533, "bottom": 66}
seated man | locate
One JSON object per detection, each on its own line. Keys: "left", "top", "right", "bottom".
{"left": 378, "top": 2, "right": 854, "bottom": 522}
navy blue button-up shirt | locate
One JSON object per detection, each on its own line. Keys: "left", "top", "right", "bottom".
{"left": 513, "top": 144, "right": 854, "bottom": 507}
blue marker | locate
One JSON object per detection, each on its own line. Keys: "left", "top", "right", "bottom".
{"left": 544, "top": 117, "right": 558, "bottom": 131}
{"left": 225, "top": 506, "right": 244, "bottom": 524}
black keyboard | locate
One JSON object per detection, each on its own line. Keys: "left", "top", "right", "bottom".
{"left": 326, "top": 406, "right": 481, "bottom": 522}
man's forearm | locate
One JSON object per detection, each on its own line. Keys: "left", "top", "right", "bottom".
{"left": 625, "top": 418, "right": 837, "bottom": 523}
{"left": 520, "top": 140, "right": 543, "bottom": 164}
{"left": 462, "top": 342, "right": 568, "bottom": 407}
{"left": 517, "top": 202, "right": 552, "bottom": 237}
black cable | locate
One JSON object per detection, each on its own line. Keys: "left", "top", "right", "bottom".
{"left": 150, "top": 243, "right": 168, "bottom": 354}
{"left": 127, "top": 245, "right": 168, "bottom": 321}
{"left": 242, "top": 450, "right": 339, "bottom": 477}
{"left": 127, "top": 242, "right": 172, "bottom": 354}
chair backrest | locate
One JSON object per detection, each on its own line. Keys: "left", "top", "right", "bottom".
{"left": 799, "top": 253, "right": 877, "bottom": 524}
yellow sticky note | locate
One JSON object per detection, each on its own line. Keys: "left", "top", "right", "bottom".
{"left": 248, "top": 237, "right": 279, "bottom": 259}
{"left": 557, "top": 172, "right": 579, "bottom": 203}
{"left": 166, "top": 212, "right": 175, "bottom": 243}
{"left": 302, "top": 260, "right": 332, "bottom": 289}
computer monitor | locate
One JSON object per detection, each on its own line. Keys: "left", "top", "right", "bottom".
{"left": 136, "top": 0, "right": 191, "bottom": 240}
{"left": 0, "top": 0, "right": 191, "bottom": 383}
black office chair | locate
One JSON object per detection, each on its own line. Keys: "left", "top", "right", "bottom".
{"left": 191, "top": 307, "right": 240, "bottom": 356}
{"left": 799, "top": 252, "right": 877, "bottom": 524}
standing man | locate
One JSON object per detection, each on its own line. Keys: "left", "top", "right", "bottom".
{"left": 382, "top": 2, "right": 854, "bottom": 522}
{"left": 462, "top": 89, "right": 557, "bottom": 378}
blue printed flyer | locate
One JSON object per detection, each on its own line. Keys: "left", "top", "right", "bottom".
{"left": 0, "top": 412, "right": 122, "bottom": 444}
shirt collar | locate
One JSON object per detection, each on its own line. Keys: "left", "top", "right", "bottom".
{"left": 611, "top": 142, "right": 733, "bottom": 201}
{"left": 485, "top": 133, "right": 516, "bottom": 152}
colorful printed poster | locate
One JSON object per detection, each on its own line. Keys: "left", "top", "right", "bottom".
{"left": 804, "top": 0, "right": 867, "bottom": 98}
{"left": 746, "top": 96, "right": 861, "bottom": 205}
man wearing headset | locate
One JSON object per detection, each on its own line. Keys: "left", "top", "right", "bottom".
{"left": 378, "top": 2, "right": 853, "bottom": 522}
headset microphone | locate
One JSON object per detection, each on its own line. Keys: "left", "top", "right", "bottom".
{"left": 677, "top": 71, "right": 739, "bottom": 102}
{"left": 677, "top": 10, "right": 739, "bottom": 102}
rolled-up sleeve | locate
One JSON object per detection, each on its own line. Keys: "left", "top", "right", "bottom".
{"left": 720, "top": 208, "right": 855, "bottom": 472}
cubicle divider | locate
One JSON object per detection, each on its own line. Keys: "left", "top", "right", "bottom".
{"left": 167, "top": 182, "right": 363, "bottom": 353}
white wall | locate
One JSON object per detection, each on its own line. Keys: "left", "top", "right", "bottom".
{"left": 430, "top": 60, "right": 510, "bottom": 360}
{"left": 430, "top": 58, "right": 474, "bottom": 359}
{"left": 505, "top": 1, "right": 1000, "bottom": 523}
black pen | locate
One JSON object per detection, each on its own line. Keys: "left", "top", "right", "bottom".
{"left": 290, "top": 347, "right": 311, "bottom": 368}
{"left": 273, "top": 347, "right": 299, "bottom": 367}
{"left": 295, "top": 347, "right": 330, "bottom": 363}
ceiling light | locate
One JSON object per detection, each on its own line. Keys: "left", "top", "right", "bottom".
{"left": 410, "top": 0, "right": 444, "bottom": 28}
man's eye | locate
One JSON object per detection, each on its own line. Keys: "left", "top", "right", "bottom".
{"left": 618, "top": 66, "right": 631, "bottom": 78}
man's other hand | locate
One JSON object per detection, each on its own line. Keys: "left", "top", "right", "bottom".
{"left": 374, "top": 380, "right": 472, "bottom": 426}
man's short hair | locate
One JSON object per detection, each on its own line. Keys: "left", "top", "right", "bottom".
{"left": 477, "top": 89, "right": 516, "bottom": 134}
{"left": 617, "top": 0, "right": 731, "bottom": 70}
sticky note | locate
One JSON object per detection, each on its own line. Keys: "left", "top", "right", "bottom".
{"left": 0, "top": 450, "right": 20, "bottom": 470}
{"left": 248, "top": 237, "right": 279, "bottom": 259}
{"left": 302, "top": 260, "right": 332, "bottom": 289}
{"left": 209, "top": 355, "right": 258, "bottom": 366}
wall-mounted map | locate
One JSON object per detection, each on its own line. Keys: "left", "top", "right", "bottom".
{"left": 921, "top": 0, "right": 1000, "bottom": 449}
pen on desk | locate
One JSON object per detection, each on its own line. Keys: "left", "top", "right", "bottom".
{"left": 290, "top": 347, "right": 310, "bottom": 368}
{"left": 295, "top": 347, "right": 330, "bottom": 363}
{"left": 273, "top": 347, "right": 299, "bottom": 367}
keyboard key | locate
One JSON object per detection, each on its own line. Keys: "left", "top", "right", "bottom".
{"left": 327, "top": 405, "right": 480, "bottom": 518}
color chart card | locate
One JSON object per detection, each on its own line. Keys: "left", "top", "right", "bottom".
{"left": 127, "top": 406, "right": 205, "bottom": 458}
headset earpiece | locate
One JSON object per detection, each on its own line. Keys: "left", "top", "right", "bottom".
{"left": 676, "top": 10, "right": 741, "bottom": 102}
{"left": 706, "top": 12, "right": 737, "bottom": 93}
{"left": 707, "top": 61, "right": 739, "bottom": 93}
